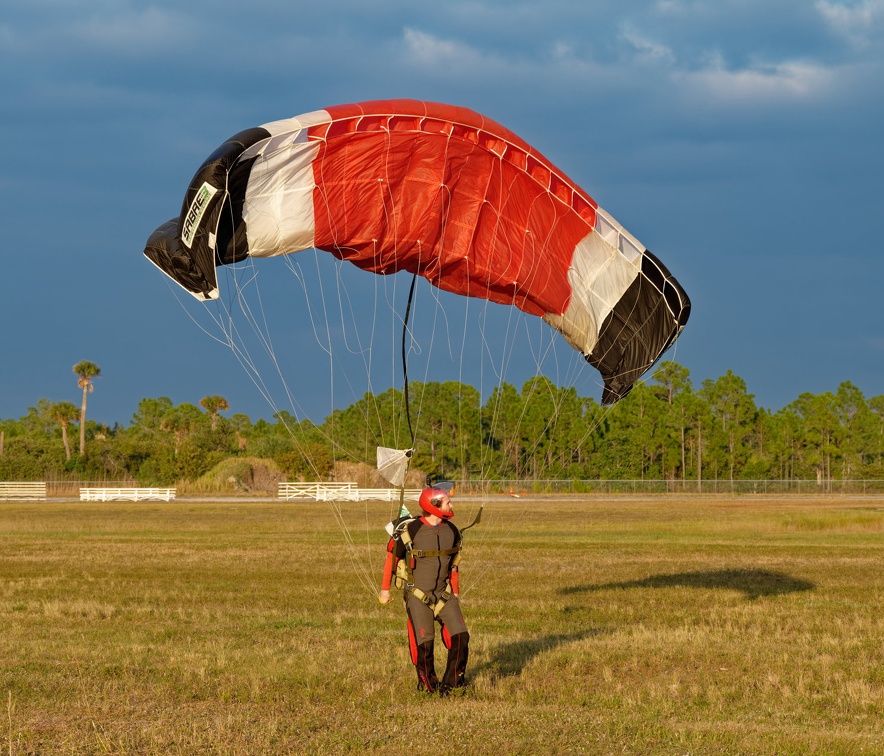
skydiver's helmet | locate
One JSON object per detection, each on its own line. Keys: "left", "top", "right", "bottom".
{"left": 419, "top": 487, "right": 453, "bottom": 520}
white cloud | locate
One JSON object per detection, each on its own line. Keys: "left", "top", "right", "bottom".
{"left": 552, "top": 41, "right": 574, "bottom": 60}
{"left": 71, "top": 8, "right": 195, "bottom": 55}
{"left": 653, "top": 0, "right": 705, "bottom": 14}
{"left": 400, "top": 16, "right": 841, "bottom": 112}
{"left": 817, "top": 0, "right": 882, "bottom": 28}
{"left": 615, "top": 13, "right": 846, "bottom": 107}
{"left": 816, "top": 0, "right": 884, "bottom": 47}
{"left": 1, "top": 6, "right": 197, "bottom": 60}
{"left": 620, "top": 26, "right": 677, "bottom": 66}
{"left": 678, "top": 55, "right": 835, "bottom": 102}
{"left": 403, "top": 28, "right": 484, "bottom": 68}
{"left": 400, "top": 26, "right": 546, "bottom": 87}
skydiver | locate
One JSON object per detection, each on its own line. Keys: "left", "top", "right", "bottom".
{"left": 378, "top": 487, "right": 469, "bottom": 694}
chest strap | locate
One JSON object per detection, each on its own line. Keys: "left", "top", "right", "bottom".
{"left": 408, "top": 546, "right": 459, "bottom": 558}
{"left": 399, "top": 523, "right": 462, "bottom": 561}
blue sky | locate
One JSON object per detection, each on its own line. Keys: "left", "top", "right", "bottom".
{"left": 2, "top": 0, "right": 883, "bottom": 426}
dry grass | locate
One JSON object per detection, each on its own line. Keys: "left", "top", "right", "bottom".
{"left": 2, "top": 496, "right": 883, "bottom": 754}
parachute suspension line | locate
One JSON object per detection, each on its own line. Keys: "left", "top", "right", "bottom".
{"left": 227, "top": 268, "right": 302, "bottom": 415}
{"left": 473, "top": 165, "right": 523, "bottom": 482}
{"left": 283, "top": 255, "right": 385, "bottom": 598}
{"left": 379, "top": 158, "right": 406, "bottom": 456}
{"left": 195, "top": 259, "right": 330, "bottom": 479}
{"left": 327, "top": 250, "right": 388, "bottom": 454}
{"left": 214, "top": 184, "right": 375, "bottom": 598}
{"left": 401, "top": 272, "right": 418, "bottom": 449}
{"left": 305, "top": 160, "right": 356, "bottom": 469}
{"left": 307, "top": 172, "right": 394, "bottom": 464}
{"left": 310, "top": 243, "right": 345, "bottom": 472}
{"left": 253, "top": 252, "right": 386, "bottom": 466}
{"left": 277, "top": 255, "right": 384, "bottom": 598}
{"left": 483, "top": 227, "right": 553, "bottom": 482}
{"left": 164, "top": 269, "right": 328, "bottom": 478}
{"left": 329, "top": 182, "right": 393, "bottom": 454}
{"left": 178, "top": 237, "right": 324, "bottom": 473}
{"left": 228, "top": 267, "right": 334, "bottom": 478}
{"left": 445, "top": 149, "right": 528, "bottom": 560}
{"left": 325, "top": 492, "right": 381, "bottom": 597}
{"left": 217, "top": 247, "right": 398, "bottom": 483}
{"left": 212, "top": 186, "right": 302, "bottom": 412}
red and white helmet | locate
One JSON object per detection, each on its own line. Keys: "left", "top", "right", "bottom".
{"left": 418, "top": 487, "right": 453, "bottom": 520}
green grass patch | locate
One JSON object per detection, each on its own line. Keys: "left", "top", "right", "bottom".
{"left": 2, "top": 497, "right": 883, "bottom": 753}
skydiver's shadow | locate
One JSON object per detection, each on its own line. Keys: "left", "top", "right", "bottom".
{"left": 471, "top": 629, "right": 610, "bottom": 681}
{"left": 561, "top": 568, "right": 815, "bottom": 601}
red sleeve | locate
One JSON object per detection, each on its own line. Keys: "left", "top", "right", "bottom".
{"left": 381, "top": 539, "right": 398, "bottom": 591}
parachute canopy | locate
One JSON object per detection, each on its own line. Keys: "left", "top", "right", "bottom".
{"left": 144, "top": 99, "right": 690, "bottom": 403}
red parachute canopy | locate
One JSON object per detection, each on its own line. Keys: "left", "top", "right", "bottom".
{"left": 144, "top": 99, "right": 690, "bottom": 403}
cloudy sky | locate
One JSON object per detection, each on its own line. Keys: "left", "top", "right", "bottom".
{"left": 2, "top": 0, "right": 883, "bottom": 426}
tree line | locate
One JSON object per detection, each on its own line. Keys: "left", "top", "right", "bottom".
{"left": 2, "top": 361, "right": 884, "bottom": 486}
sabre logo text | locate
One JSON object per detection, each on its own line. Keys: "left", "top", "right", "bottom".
{"left": 181, "top": 182, "right": 218, "bottom": 249}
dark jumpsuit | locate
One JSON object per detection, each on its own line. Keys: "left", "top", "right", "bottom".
{"left": 382, "top": 516, "right": 469, "bottom": 692}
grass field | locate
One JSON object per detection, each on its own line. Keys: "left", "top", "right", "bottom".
{"left": 2, "top": 495, "right": 883, "bottom": 754}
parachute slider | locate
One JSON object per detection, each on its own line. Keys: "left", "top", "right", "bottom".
{"left": 377, "top": 446, "right": 414, "bottom": 488}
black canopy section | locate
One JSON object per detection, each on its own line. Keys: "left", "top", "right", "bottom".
{"left": 589, "top": 248, "right": 691, "bottom": 404}
{"left": 142, "top": 127, "right": 271, "bottom": 300}
{"left": 143, "top": 218, "right": 214, "bottom": 299}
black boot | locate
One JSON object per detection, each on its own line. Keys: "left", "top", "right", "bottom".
{"left": 415, "top": 640, "right": 438, "bottom": 693}
{"left": 441, "top": 631, "right": 469, "bottom": 691}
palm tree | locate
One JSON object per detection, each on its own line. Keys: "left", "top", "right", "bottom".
{"left": 161, "top": 406, "right": 197, "bottom": 456}
{"left": 73, "top": 360, "right": 101, "bottom": 455}
{"left": 52, "top": 401, "right": 80, "bottom": 461}
{"left": 200, "top": 395, "right": 230, "bottom": 431}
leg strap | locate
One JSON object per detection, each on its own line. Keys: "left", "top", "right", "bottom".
{"left": 408, "top": 585, "right": 452, "bottom": 618}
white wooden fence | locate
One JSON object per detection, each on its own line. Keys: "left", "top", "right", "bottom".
{"left": 355, "top": 488, "right": 422, "bottom": 502}
{"left": 0, "top": 482, "right": 47, "bottom": 501}
{"left": 278, "top": 482, "right": 358, "bottom": 500}
{"left": 278, "top": 482, "right": 421, "bottom": 502}
{"left": 79, "top": 487, "right": 176, "bottom": 502}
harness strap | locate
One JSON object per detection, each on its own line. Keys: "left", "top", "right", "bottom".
{"left": 408, "top": 585, "right": 453, "bottom": 618}
{"left": 395, "top": 521, "right": 462, "bottom": 609}
{"left": 400, "top": 525, "right": 462, "bottom": 558}
{"left": 409, "top": 546, "right": 459, "bottom": 558}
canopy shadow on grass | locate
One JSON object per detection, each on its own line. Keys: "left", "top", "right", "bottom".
{"left": 560, "top": 568, "right": 815, "bottom": 601}
{"left": 472, "top": 629, "right": 611, "bottom": 681}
